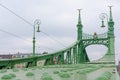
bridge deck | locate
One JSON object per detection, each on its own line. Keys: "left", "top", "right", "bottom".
{"left": 0, "top": 64, "right": 119, "bottom": 80}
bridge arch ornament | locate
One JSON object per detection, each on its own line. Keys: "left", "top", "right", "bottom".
{"left": 82, "top": 33, "right": 109, "bottom": 49}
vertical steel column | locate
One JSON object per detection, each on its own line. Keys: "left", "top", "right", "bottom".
{"left": 44, "top": 58, "right": 50, "bottom": 65}
{"left": 11, "top": 62, "right": 15, "bottom": 69}
{"left": 60, "top": 53, "right": 64, "bottom": 64}
{"left": 68, "top": 49, "right": 72, "bottom": 64}
{"left": 49, "top": 55, "right": 54, "bottom": 65}
{"left": 78, "top": 42, "right": 84, "bottom": 63}
{"left": 43, "top": 55, "right": 54, "bottom": 65}
{"left": 66, "top": 50, "right": 72, "bottom": 64}
{"left": 32, "top": 58, "right": 37, "bottom": 66}
{"left": 66, "top": 51, "right": 69, "bottom": 64}
{"left": 83, "top": 49, "right": 89, "bottom": 62}
{"left": 57, "top": 54, "right": 61, "bottom": 64}
{"left": 107, "top": 6, "right": 115, "bottom": 55}
{"left": 73, "top": 46, "right": 77, "bottom": 64}
{"left": 77, "top": 9, "right": 83, "bottom": 63}
{"left": 58, "top": 53, "right": 64, "bottom": 64}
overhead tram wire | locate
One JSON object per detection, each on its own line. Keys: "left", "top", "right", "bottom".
{"left": 0, "top": 3, "right": 55, "bottom": 51}
{"left": 0, "top": 3, "right": 34, "bottom": 27}
{"left": 0, "top": 28, "right": 56, "bottom": 51}
{"left": 0, "top": 3, "right": 67, "bottom": 48}
{"left": 0, "top": 3, "right": 64, "bottom": 51}
{"left": 36, "top": 46, "right": 55, "bottom": 51}
{"left": 0, "top": 28, "right": 31, "bottom": 43}
{"left": 40, "top": 31, "right": 67, "bottom": 48}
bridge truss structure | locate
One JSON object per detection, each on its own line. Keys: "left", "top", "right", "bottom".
{"left": 0, "top": 7, "right": 115, "bottom": 70}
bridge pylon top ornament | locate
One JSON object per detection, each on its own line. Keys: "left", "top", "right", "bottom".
{"left": 108, "top": 6, "right": 113, "bottom": 21}
{"left": 77, "top": 9, "right": 82, "bottom": 24}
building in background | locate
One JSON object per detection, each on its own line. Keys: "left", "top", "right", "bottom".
{"left": 0, "top": 54, "right": 13, "bottom": 59}
{"left": 0, "top": 52, "right": 42, "bottom": 68}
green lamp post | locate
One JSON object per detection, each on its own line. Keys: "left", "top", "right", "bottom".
{"left": 32, "top": 19, "right": 41, "bottom": 56}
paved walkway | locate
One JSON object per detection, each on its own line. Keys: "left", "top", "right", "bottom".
{"left": 87, "top": 67, "right": 120, "bottom": 80}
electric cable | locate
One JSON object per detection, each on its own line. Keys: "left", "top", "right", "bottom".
{"left": 0, "top": 28, "right": 56, "bottom": 51}
{"left": 0, "top": 3, "right": 67, "bottom": 48}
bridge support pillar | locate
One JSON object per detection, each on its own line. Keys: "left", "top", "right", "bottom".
{"left": 66, "top": 50, "right": 72, "bottom": 64}
{"left": 83, "top": 49, "right": 89, "bottom": 62}
{"left": 31, "top": 61, "right": 37, "bottom": 67}
{"left": 57, "top": 53, "right": 64, "bottom": 64}
{"left": 78, "top": 43, "right": 84, "bottom": 63}
{"left": 108, "top": 38, "right": 115, "bottom": 55}
{"left": 73, "top": 46, "right": 77, "bottom": 64}
{"left": 49, "top": 56, "right": 54, "bottom": 65}
{"left": 44, "top": 55, "right": 54, "bottom": 65}
{"left": 10, "top": 63, "right": 15, "bottom": 69}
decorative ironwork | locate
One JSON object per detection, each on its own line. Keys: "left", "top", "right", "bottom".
{"left": 0, "top": 7, "right": 115, "bottom": 71}
{"left": 82, "top": 32, "right": 107, "bottom": 39}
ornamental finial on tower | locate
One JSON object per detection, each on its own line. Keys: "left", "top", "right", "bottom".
{"left": 77, "top": 9, "right": 82, "bottom": 24}
{"left": 108, "top": 6, "right": 113, "bottom": 21}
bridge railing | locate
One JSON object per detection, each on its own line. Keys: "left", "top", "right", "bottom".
{"left": 0, "top": 40, "right": 80, "bottom": 68}
{"left": 0, "top": 31, "right": 110, "bottom": 68}
{"left": 82, "top": 32, "right": 108, "bottom": 39}
{"left": 49, "top": 40, "right": 79, "bottom": 54}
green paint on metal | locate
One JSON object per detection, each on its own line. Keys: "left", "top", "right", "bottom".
{"left": 77, "top": 9, "right": 83, "bottom": 40}
{"left": 0, "top": 7, "right": 116, "bottom": 77}
{"left": 21, "top": 68, "right": 27, "bottom": 71}
{"left": 12, "top": 68, "right": 19, "bottom": 72}
{"left": 59, "top": 72, "right": 70, "bottom": 78}
{"left": 26, "top": 72, "right": 34, "bottom": 77}
{"left": 9, "top": 73, "right": 16, "bottom": 78}
{"left": 41, "top": 73, "right": 53, "bottom": 80}
{"left": 96, "top": 71, "right": 112, "bottom": 80}
{"left": 32, "top": 19, "right": 41, "bottom": 56}
{"left": 66, "top": 50, "right": 72, "bottom": 64}
{"left": 53, "top": 71, "right": 59, "bottom": 74}
{"left": 0, "top": 69, "right": 7, "bottom": 73}
{"left": 1, "top": 74, "right": 12, "bottom": 80}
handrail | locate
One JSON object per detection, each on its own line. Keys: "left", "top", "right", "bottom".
{"left": 82, "top": 32, "right": 108, "bottom": 39}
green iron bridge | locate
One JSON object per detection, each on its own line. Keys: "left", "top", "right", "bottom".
{"left": 0, "top": 6, "right": 116, "bottom": 72}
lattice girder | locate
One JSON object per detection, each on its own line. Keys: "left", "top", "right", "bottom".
{"left": 82, "top": 33, "right": 108, "bottom": 40}
{"left": 82, "top": 38, "right": 109, "bottom": 48}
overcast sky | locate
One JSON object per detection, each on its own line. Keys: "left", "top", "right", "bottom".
{"left": 0, "top": 0, "right": 120, "bottom": 63}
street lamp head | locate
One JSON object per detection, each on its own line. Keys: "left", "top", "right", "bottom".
{"left": 101, "top": 20, "right": 105, "bottom": 28}
{"left": 37, "top": 25, "right": 40, "bottom": 32}
{"left": 34, "top": 19, "right": 41, "bottom": 25}
{"left": 99, "top": 13, "right": 108, "bottom": 28}
{"left": 34, "top": 19, "right": 41, "bottom": 32}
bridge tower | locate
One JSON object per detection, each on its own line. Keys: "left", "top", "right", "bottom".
{"left": 108, "top": 6, "right": 115, "bottom": 55}
{"left": 103, "top": 6, "right": 115, "bottom": 63}
{"left": 77, "top": 9, "right": 83, "bottom": 40}
{"left": 77, "top": 9, "right": 89, "bottom": 63}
